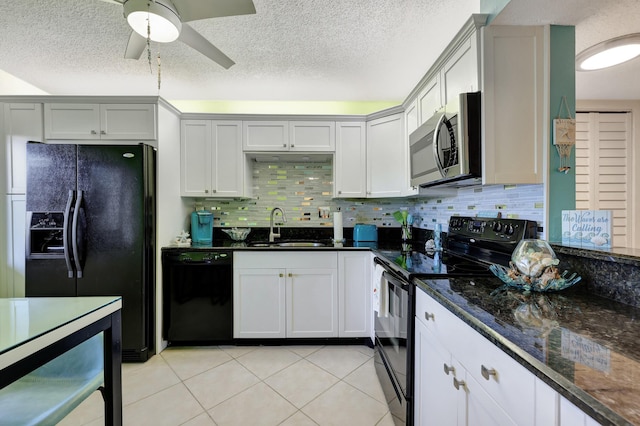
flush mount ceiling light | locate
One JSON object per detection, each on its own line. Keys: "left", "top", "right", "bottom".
{"left": 576, "top": 33, "right": 640, "bottom": 71}
{"left": 124, "top": 0, "right": 182, "bottom": 43}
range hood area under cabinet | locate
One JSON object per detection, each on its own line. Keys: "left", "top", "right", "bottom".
{"left": 404, "top": 15, "right": 546, "bottom": 188}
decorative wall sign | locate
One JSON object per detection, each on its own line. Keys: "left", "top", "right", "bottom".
{"left": 562, "top": 210, "right": 612, "bottom": 248}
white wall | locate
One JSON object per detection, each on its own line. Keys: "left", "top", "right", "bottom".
{"left": 154, "top": 103, "right": 188, "bottom": 353}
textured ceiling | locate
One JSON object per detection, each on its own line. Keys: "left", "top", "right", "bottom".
{"left": 0, "top": 0, "right": 480, "bottom": 102}
{"left": 493, "top": 0, "right": 640, "bottom": 101}
{"left": 0, "top": 0, "right": 638, "bottom": 103}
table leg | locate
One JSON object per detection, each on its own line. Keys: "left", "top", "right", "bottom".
{"left": 103, "top": 310, "right": 122, "bottom": 425}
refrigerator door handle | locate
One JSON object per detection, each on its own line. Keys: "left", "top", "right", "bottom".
{"left": 63, "top": 190, "right": 75, "bottom": 278}
{"left": 72, "top": 190, "right": 84, "bottom": 278}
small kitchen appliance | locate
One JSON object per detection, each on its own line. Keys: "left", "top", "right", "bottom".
{"left": 191, "top": 209, "right": 213, "bottom": 246}
{"left": 353, "top": 224, "right": 378, "bottom": 247}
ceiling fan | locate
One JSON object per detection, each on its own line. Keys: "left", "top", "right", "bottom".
{"left": 100, "top": 0, "right": 256, "bottom": 69}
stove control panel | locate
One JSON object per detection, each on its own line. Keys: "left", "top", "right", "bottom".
{"left": 448, "top": 216, "right": 537, "bottom": 243}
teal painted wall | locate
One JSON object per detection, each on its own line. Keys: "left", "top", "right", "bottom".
{"left": 548, "top": 25, "right": 576, "bottom": 241}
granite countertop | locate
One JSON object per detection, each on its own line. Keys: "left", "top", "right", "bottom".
{"left": 413, "top": 274, "right": 640, "bottom": 426}
{"left": 161, "top": 240, "right": 376, "bottom": 251}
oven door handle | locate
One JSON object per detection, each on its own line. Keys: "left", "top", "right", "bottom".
{"left": 374, "top": 257, "right": 410, "bottom": 288}
{"left": 382, "top": 269, "right": 410, "bottom": 290}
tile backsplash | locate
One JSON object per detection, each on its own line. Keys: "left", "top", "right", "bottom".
{"left": 185, "top": 161, "right": 546, "bottom": 237}
{"left": 413, "top": 184, "right": 546, "bottom": 239}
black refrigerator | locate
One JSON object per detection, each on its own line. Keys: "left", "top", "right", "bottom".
{"left": 25, "top": 142, "right": 156, "bottom": 362}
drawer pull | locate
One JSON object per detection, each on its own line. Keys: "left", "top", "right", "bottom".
{"left": 279, "top": 273, "right": 284, "bottom": 277}
{"left": 481, "top": 365, "right": 497, "bottom": 381}
{"left": 443, "top": 363, "right": 455, "bottom": 375}
{"left": 288, "top": 273, "right": 293, "bottom": 277}
{"left": 453, "top": 377, "right": 466, "bottom": 391}
{"left": 424, "top": 312, "right": 435, "bottom": 321}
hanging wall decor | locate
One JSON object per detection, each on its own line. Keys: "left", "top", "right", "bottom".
{"left": 553, "top": 96, "right": 576, "bottom": 174}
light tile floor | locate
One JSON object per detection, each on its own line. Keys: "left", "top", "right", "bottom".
{"left": 59, "top": 344, "right": 396, "bottom": 425}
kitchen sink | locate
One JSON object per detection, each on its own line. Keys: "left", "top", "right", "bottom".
{"left": 249, "top": 241, "right": 326, "bottom": 248}
{"left": 277, "top": 242, "right": 325, "bottom": 247}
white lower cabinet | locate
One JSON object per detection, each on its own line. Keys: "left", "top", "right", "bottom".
{"left": 414, "top": 287, "right": 536, "bottom": 426}
{"left": 559, "top": 396, "right": 600, "bottom": 426}
{"left": 233, "top": 267, "right": 286, "bottom": 338}
{"left": 233, "top": 252, "right": 338, "bottom": 338}
{"left": 337, "top": 251, "right": 371, "bottom": 337}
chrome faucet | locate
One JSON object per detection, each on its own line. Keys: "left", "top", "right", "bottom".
{"left": 269, "top": 207, "right": 287, "bottom": 242}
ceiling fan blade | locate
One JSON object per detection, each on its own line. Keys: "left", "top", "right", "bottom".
{"left": 124, "top": 31, "right": 147, "bottom": 59}
{"left": 178, "top": 23, "right": 235, "bottom": 69}
{"left": 173, "top": 0, "right": 256, "bottom": 22}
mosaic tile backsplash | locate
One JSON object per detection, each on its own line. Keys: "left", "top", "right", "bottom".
{"left": 185, "top": 161, "right": 546, "bottom": 238}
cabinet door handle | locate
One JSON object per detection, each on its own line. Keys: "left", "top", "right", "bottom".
{"left": 283, "top": 144, "right": 287, "bottom": 148}
{"left": 338, "top": 190, "right": 342, "bottom": 194}
{"left": 290, "top": 144, "right": 295, "bottom": 147}
{"left": 453, "top": 377, "right": 466, "bottom": 391}
{"left": 443, "top": 363, "right": 455, "bottom": 375}
{"left": 90, "top": 130, "right": 97, "bottom": 135}
{"left": 212, "top": 189, "right": 217, "bottom": 193}
{"left": 424, "top": 311, "right": 435, "bottom": 321}
{"left": 205, "top": 189, "right": 209, "bottom": 193}
{"left": 100, "top": 130, "right": 106, "bottom": 135}
{"left": 481, "top": 365, "right": 497, "bottom": 381}
{"left": 279, "top": 273, "right": 284, "bottom": 277}
{"left": 288, "top": 273, "right": 293, "bottom": 277}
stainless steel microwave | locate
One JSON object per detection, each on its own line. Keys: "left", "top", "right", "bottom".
{"left": 409, "top": 92, "right": 482, "bottom": 188}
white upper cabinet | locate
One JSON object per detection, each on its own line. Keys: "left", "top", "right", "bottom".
{"left": 242, "top": 121, "right": 288, "bottom": 151}
{"left": 405, "top": 98, "right": 419, "bottom": 136}
{"left": 243, "top": 120, "right": 335, "bottom": 152}
{"left": 366, "top": 112, "right": 407, "bottom": 198}
{"left": 366, "top": 113, "right": 403, "bottom": 198}
{"left": 418, "top": 75, "right": 442, "bottom": 123}
{"left": 334, "top": 121, "right": 367, "bottom": 198}
{"left": 289, "top": 121, "right": 335, "bottom": 151}
{"left": 441, "top": 35, "right": 480, "bottom": 107}
{"left": 481, "top": 25, "right": 545, "bottom": 185}
{"left": 2, "top": 103, "right": 43, "bottom": 194}
{"left": 44, "top": 103, "right": 156, "bottom": 140}
{"left": 181, "top": 120, "right": 247, "bottom": 198}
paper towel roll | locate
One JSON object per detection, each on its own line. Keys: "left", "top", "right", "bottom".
{"left": 333, "top": 212, "right": 344, "bottom": 242}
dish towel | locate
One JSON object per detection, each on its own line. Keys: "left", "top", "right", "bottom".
{"left": 372, "top": 264, "right": 389, "bottom": 317}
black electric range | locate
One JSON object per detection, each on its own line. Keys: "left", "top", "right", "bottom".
{"left": 375, "top": 216, "right": 538, "bottom": 280}
{"left": 373, "top": 216, "right": 537, "bottom": 426}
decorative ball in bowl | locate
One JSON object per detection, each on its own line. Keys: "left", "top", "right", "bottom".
{"left": 489, "top": 239, "right": 581, "bottom": 292}
{"left": 511, "top": 239, "right": 559, "bottom": 277}
{"left": 222, "top": 227, "right": 251, "bottom": 241}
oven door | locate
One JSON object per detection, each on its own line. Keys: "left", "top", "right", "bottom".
{"left": 374, "top": 267, "right": 413, "bottom": 424}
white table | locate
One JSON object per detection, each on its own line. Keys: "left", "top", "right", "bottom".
{"left": 0, "top": 297, "right": 123, "bottom": 425}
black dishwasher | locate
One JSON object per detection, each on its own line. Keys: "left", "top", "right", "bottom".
{"left": 162, "top": 250, "right": 233, "bottom": 343}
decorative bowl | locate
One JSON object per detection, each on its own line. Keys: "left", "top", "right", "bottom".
{"left": 222, "top": 227, "right": 251, "bottom": 241}
{"left": 489, "top": 263, "right": 581, "bottom": 292}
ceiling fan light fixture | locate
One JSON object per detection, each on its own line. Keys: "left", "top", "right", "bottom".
{"left": 124, "top": 0, "right": 182, "bottom": 43}
{"left": 576, "top": 33, "right": 640, "bottom": 71}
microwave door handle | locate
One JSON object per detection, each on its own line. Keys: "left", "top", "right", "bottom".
{"left": 433, "top": 113, "right": 447, "bottom": 178}
{"left": 63, "top": 190, "right": 75, "bottom": 278}
{"left": 72, "top": 190, "right": 84, "bottom": 278}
